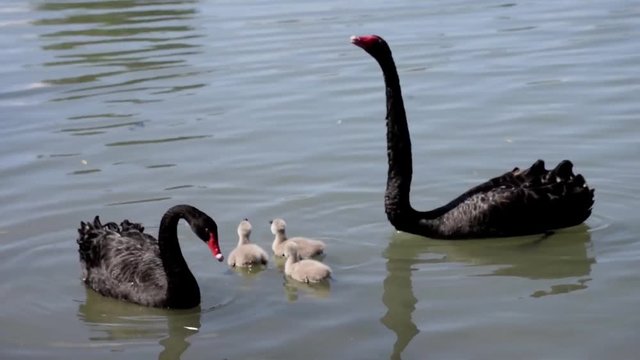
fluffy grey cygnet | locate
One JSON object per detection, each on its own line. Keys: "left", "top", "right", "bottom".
{"left": 284, "top": 242, "right": 332, "bottom": 283}
{"left": 270, "top": 218, "right": 325, "bottom": 258}
{"left": 227, "top": 219, "right": 268, "bottom": 268}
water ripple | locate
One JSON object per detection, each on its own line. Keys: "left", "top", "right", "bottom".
{"left": 105, "top": 135, "right": 210, "bottom": 146}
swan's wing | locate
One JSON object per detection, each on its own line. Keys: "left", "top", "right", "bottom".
{"left": 120, "top": 219, "right": 158, "bottom": 244}
{"left": 99, "top": 233, "right": 164, "bottom": 285}
{"left": 427, "top": 160, "right": 594, "bottom": 238}
{"left": 77, "top": 217, "right": 167, "bottom": 299}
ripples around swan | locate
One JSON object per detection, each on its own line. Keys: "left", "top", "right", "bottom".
{"left": 1, "top": 0, "right": 640, "bottom": 359}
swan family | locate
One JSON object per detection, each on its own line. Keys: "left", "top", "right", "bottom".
{"left": 76, "top": 35, "right": 594, "bottom": 308}
{"left": 78, "top": 211, "right": 331, "bottom": 308}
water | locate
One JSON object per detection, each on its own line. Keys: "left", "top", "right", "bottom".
{"left": 1, "top": 0, "right": 639, "bottom": 359}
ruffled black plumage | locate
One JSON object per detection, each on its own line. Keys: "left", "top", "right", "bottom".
{"left": 76, "top": 205, "right": 223, "bottom": 308}
{"left": 407, "top": 159, "right": 594, "bottom": 238}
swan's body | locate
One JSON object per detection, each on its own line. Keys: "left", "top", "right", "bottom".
{"left": 270, "top": 218, "right": 325, "bottom": 258}
{"left": 76, "top": 205, "right": 224, "bottom": 309}
{"left": 284, "top": 243, "right": 332, "bottom": 283}
{"left": 227, "top": 219, "right": 268, "bottom": 268}
{"left": 351, "top": 35, "right": 595, "bottom": 239}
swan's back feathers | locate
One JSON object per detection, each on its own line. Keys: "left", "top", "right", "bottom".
{"left": 77, "top": 217, "right": 168, "bottom": 306}
{"left": 414, "top": 160, "right": 595, "bottom": 238}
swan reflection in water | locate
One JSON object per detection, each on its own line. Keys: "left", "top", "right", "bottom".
{"left": 78, "top": 288, "right": 201, "bottom": 360}
{"left": 380, "top": 227, "right": 594, "bottom": 360}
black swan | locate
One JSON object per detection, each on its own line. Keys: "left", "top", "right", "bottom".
{"left": 77, "top": 204, "right": 224, "bottom": 309}
{"left": 350, "top": 34, "right": 595, "bottom": 239}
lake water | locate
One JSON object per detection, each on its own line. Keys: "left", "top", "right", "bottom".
{"left": 1, "top": 0, "right": 639, "bottom": 359}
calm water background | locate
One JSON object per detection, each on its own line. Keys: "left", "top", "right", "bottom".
{"left": 1, "top": 0, "right": 639, "bottom": 359}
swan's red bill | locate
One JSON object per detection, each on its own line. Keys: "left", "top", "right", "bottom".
{"left": 350, "top": 35, "right": 381, "bottom": 49}
{"left": 208, "top": 233, "right": 224, "bottom": 262}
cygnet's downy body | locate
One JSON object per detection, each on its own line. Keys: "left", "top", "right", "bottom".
{"left": 227, "top": 219, "right": 268, "bottom": 268}
{"left": 270, "top": 218, "right": 326, "bottom": 258}
{"left": 284, "top": 243, "right": 332, "bottom": 283}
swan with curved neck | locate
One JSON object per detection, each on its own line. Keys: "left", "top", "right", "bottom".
{"left": 351, "top": 34, "right": 595, "bottom": 239}
{"left": 77, "top": 204, "right": 224, "bottom": 309}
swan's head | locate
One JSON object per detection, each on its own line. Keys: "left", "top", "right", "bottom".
{"left": 284, "top": 242, "right": 299, "bottom": 259}
{"left": 350, "top": 34, "right": 390, "bottom": 56}
{"left": 237, "top": 218, "right": 252, "bottom": 238}
{"left": 269, "top": 218, "right": 286, "bottom": 235}
{"left": 191, "top": 215, "right": 224, "bottom": 262}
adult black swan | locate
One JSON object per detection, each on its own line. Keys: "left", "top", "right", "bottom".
{"left": 350, "top": 34, "right": 595, "bottom": 239}
{"left": 77, "top": 204, "right": 224, "bottom": 308}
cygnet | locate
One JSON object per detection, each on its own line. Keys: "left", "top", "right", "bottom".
{"left": 284, "top": 242, "right": 332, "bottom": 283}
{"left": 227, "top": 219, "right": 268, "bottom": 268}
{"left": 270, "top": 218, "right": 325, "bottom": 258}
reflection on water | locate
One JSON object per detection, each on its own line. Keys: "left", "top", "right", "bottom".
{"left": 283, "top": 278, "right": 331, "bottom": 302}
{"left": 33, "top": 0, "right": 206, "bottom": 140}
{"left": 381, "top": 228, "right": 594, "bottom": 359}
{"left": 381, "top": 241, "right": 419, "bottom": 360}
{"left": 432, "top": 226, "right": 595, "bottom": 281}
{"left": 229, "top": 264, "right": 268, "bottom": 279}
{"left": 35, "top": 0, "right": 201, "bottom": 84}
{"left": 1, "top": 0, "right": 635, "bottom": 357}
{"left": 78, "top": 288, "right": 200, "bottom": 360}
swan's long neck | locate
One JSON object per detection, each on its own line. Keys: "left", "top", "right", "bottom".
{"left": 158, "top": 205, "right": 200, "bottom": 307}
{"left": 376, "top": 52, "right": 418, "bottom": 224}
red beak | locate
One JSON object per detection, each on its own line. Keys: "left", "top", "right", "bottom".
{"left": 207, "top": 233, "right": 224, "bottom": 262}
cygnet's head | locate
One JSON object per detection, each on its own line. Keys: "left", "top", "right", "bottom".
{"left": 237, "top": 218, "right": 252, "bottom": 238}
{"left": 284, "top": 242, "right": 298, "bottom": 258}
{"left": 270, "top": 218, "right": 286, "bottom": 235}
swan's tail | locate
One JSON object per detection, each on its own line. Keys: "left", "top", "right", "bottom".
{"left": 515, "top": 159, "right": 595, "bottom": 228}
{"left": 119, "top": 219, "right": 144, "bottom": 233}
{"left": 77, "top": 216, "right": 111, "bottom": 269}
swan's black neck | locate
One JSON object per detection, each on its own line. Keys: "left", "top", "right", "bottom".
{"left": 373, "top": 49, "right": 421, "bottom": 227}
{"left": 158, "top": 205, "right": 202, "bottom": 308}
